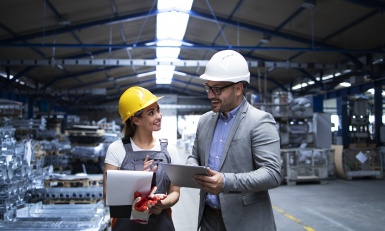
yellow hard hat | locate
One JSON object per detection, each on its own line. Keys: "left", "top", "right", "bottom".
{"left": 118, "top": 86, "right": 163, "bottom": 123}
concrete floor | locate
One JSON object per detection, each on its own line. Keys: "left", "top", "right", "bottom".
{"left": 172, "top": 149, "right": 385, "bottom": 231}
{"left": 172, "top": 178, "right": 385, "bottom": 231}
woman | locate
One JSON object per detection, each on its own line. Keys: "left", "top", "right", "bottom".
{"left": 103, "top": 86, "right": 180, "bottom": 231}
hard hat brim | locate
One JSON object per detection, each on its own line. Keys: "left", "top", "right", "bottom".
{"left": 200, "top": 73, "right": 250, "bottom": 83}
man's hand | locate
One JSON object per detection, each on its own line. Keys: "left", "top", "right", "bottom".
{"left": 193, "top": 167, "right": 224, "bottom": 195}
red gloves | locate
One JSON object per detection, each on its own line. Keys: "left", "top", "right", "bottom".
{"left": 130, "top": 186, "right": 166, "bottom": 224}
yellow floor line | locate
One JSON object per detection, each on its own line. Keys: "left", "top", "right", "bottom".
{"left": 273, "top": 205, "right": 316, "bottom": 231}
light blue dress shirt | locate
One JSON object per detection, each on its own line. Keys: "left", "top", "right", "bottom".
{"left": 205, "top": 98, "right": 245, "bottom": 209}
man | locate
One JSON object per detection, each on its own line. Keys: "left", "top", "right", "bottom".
{"left": 186, "top": 50, "right": 282, "bottom": 231}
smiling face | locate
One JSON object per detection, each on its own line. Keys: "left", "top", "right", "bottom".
{"left": 133, "top": 102, "right": 162, "bottom": 132}
{"left": 204, "top": 81, "right": 244, "bottom": 116}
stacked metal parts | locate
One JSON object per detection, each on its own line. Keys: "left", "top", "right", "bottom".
{"left": 0, "top": 126, "right": 45, "bottom": 219}
{"left": 0, "top": 126, "right": 108, "bottom": 230}
{"left": 67, "top": 120, "right": 120, "bottom": 174}
{"left": 0, "top": 98, "right": 110, "bottom": 230}
{"left": 254, "top": 92, "right": 333, "bottom": 185}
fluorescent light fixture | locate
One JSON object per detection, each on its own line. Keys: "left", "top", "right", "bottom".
{"left": 137, "top": 71, "right": 157, "bottom": 78}
{"left": 157, "top": 46, "right": 181, "bottom": 59}
{"left": 174, "top": 71, "right": 187, "bottom": 76}
{"left": 156, "top": 0, "right": 193, "bottom": 84}
{"left": 156, "top": 65, "right": 175, "bottom": 84}
{"left": 292, "top": 83, "right": 308, "bottom": 90}
{"left": 373, "top": 58, "right": 383, "bottom": 64}
{"left": 365, "top": 88, "right": 385, "bottom": 96}
{"left": 157, "top": 12, "right": 189, "bottom": 40}
{"left": 339, "top": 82, "right": 351, "bottom": 87}
{"left": 145, "top": 41, "right": 157, "bottom": 46}
{"left": 58, "top": 19, "right": 71, "bottom": 26}
{"left": 322, "top": 74, "right": 334, "bottom": 80}
{"left": 158, "top": 0, "right": 193, "bottom": 10}
{"left": 260, "top": 34, "right": 271, "bottom": 44}
{"left": 0, "top": 72, "right": 13, "bottom": 79}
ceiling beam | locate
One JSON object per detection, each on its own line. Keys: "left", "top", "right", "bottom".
{"left": 343, "top": 0, "right": 385, "bottom": 11}
{"left": 1, "top": 43, "right": 383, "bottom": 54}
{"left": 1, "top": 58, "right": 381, "bottom": 71}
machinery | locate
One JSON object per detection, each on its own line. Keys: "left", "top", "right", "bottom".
{"left": 254, "top": 91, "right": 332, "bottom": 185}
{"left": 335, "top": 96, "right": 383, "bottom": 180}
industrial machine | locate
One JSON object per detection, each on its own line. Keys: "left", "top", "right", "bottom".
{"left": 254, "top": 91, "right": 333, "bottom": 185}
{"left": 335, "top": 96, "right": 383, "bottom": 180}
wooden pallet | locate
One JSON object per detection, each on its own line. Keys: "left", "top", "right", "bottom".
{"left": 44, "top": 175, "right": 103, "bottom": 188}
{"left": 285, "top": 176, "right": 328, "bottom": 186}
{"left": 45, "top": 198, "right": 100, "bottom": 204}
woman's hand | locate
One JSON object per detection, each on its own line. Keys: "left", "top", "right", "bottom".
{"left": 142, "top": 155, "right": 158, "bottom": 172}
{"left": 149, "top": 195, "right": 167, "bottom": 215}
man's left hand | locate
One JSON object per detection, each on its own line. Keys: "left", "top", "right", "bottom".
{"left": 193, "top": 167, "right": 224, "bottom": 194}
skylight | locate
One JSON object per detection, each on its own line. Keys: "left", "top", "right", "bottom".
{"left": 155, "top": 0, "right": 193, "bottom": 84}
{"left": 0, "top": 72, "right": 13, "bottom": 79}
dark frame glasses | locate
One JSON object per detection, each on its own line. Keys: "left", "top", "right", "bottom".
{"left": 203, "top": 82, "right": 238, "bottom": 95}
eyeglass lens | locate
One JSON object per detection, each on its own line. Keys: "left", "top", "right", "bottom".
{"left": 203, "top": 83, "right": 236, "bottom": 95}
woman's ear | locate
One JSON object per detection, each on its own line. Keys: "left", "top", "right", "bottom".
{"left": 132, "top": 116, "right": 140, "bottom": 125}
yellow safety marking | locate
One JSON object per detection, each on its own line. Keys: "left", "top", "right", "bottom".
{"left": 273, "top": 205, "right": 316, "bottom": 231}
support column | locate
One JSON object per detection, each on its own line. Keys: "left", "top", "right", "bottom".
{"left": 374, "top": 84, "right": 383, "bottom": 146}
{"left": 337, "top": 97, "right": 349, "bottom": 148}
{"left": 313, "top": 94, "right": 324, "bottom": 113}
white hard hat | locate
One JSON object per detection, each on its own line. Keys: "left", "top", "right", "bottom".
{"left": 200, "top": 50, "right": 250, "bottom": 83}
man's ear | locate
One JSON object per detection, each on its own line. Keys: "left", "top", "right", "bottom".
{"left": 235, "top": 82, "right": 243, "bottom": 96}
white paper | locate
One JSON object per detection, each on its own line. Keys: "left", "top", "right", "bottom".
{"left": 106, "top": 170, "right": 153, "bottom": 206}
{"left": 355, "top": 151, "right": 367, "bottom": 164}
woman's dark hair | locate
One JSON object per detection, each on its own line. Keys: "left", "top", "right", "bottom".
{"left": 122, "top": 109, "right": 143, "bottom": 138}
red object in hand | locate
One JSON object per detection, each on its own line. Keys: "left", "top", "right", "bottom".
{"left": 130, "top": 186, "right": 166, "bottom": 224}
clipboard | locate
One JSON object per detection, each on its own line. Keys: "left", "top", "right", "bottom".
{"left": 162, "top": 163, "right": 209, "bottom": 188}
{"left": 105, "top": 170, "right": 154, "bottom": 218}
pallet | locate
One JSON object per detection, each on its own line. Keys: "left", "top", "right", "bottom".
{"left": 52, "top": 165, "right": 72, "bottom": 172}
{"left": 44, "top": 175, "right": 103, "bottom": 188}
{"left": 45, "top": 198, "right": 100, "bottom": 204}
{"left": 285, "top": 176, "right": 328, "bottom": 186}
{"left": 345, "top": 170, "right": 383, "bottom": 180}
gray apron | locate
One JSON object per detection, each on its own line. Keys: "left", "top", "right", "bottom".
{"left": 112, "top": 138, "right": 175, "bottom": 231}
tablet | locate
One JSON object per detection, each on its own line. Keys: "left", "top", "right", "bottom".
{"left": 162, "top": 163, "right": 209, "bottom": 188}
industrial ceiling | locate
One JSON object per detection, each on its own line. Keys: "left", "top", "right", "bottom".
{"left": 1, "top": 0, "right": 385, "bottom": 113}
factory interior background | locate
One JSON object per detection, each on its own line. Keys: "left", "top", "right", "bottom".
{"left": 1, "top": 0, "right": 385, "bottom": 230}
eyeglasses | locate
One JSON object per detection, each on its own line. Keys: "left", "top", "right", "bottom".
{"left": 203, "top": 82, "right": 238, "bottom": 95}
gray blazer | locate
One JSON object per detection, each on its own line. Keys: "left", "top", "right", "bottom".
{"left": 186, "top": 100, "right": 282, "bottom": 231}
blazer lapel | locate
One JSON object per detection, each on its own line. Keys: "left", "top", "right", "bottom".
{"left": 203, "top": 112, "right": 219, "bottom": 166}
{"left": 220, "top": 101, "right": 248, "bottom": 169}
